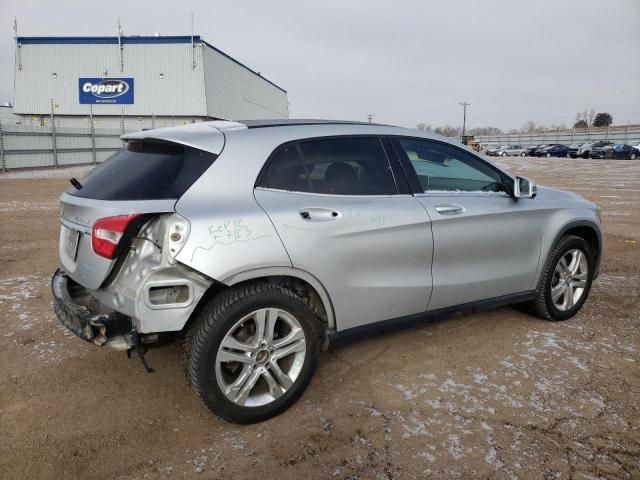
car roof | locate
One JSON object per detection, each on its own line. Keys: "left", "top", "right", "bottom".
{"left": 237, "top": 118, "right": 388, "bottom": 128}
{"left": 121, "top": 118, "right": 493, "bottom": 164}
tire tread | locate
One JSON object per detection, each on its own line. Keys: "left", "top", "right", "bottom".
{"left": 183, "top": 282, "right": 320, "bottom": 423}
{"left": 529, "top": 234, "right": 592, "bottom": 321}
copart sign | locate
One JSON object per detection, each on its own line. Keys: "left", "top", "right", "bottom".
{"left": 79, "top": 78, "right": 134, "bottom": 104}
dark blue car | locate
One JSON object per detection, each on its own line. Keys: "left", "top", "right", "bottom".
{"left": 536, "top": 144, "right": 571, "bottom": 158}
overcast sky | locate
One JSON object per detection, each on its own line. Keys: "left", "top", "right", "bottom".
{"left": 1, "top": 0, "right": 638, "bottom": 130}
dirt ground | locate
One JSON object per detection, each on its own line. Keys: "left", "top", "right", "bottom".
{"left": 1, "top": 158, "right": 639, "bottom": 479}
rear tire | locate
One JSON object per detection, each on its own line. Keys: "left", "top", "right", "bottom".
{"left": 630, "top": 152, "right": 637, "bottom": 160}
{"left": 520, "top": 151, "right": 526, "bottom": 157}
{"left": 528, "top": 235, "right": 595, "bottom": 321}
{"left": 184, "top": 282, "right": 320, "bottom": 424}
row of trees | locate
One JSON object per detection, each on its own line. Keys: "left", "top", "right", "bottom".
{"left": 416, "top": 124, "right": 503, "bottom": 137}
{"left": 573, "top": 110, "right": 613, "bottom": 129}
{"left": 417, "top": 111, "right": 614, "bottom": 136}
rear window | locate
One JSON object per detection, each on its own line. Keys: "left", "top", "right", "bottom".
{"left": 67, "top": 142, "right": 217, "bottom": 200}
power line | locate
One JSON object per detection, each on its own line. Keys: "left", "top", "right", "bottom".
{"left": 471, "top": 111, "right": 640, "bottom": 121}
{"left": 470, "top": 89, "right": 640, "bottom": 105}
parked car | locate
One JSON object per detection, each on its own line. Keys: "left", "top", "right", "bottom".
{"left": 579, "top": 141, "right": 611, "bottom": 159}
{"left": 577, "top": 142, "right": 594, "bottom": 158}
{"left": 536, "top": 144, "right": 570, "bottom": 157}
{"left": 612, "top": 143, "right": 639, "bottom": 160}
{"left": 52, "top": 119, "right": 602, "bottom": 423}
{"left": 589, "top": 142, "right": 615, "bottom": 159}
{"left": 568, "top": 143, "right": 585, "bottom": 158}
{"left": 495, "top": 145, "right": 527, "bottom": 157}
{"left": 527, "top": 144, "right": 548, "bottom": 156}
{"left": 486, "top": 145, "right": 509, "bottom": 156}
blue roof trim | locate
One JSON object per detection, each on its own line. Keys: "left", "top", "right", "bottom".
{"left": 202, "top": 41, "right": 286, "bottom": 93}
{"left": 16, "top": 35, "right": 287, "bottom": 93}
{"left": 17, "top": 35, "right": 200, "bottom": 45}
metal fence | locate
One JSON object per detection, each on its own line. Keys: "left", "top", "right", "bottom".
{"left": 0, "top": 121, "right": 130, "bottom": 171}
{"left": 474, "top": 124, "right": 640, "bottom": 147}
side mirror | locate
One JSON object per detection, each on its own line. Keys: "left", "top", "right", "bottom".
{"left": 513, "top": 176, "right": 537, "bottom": 199}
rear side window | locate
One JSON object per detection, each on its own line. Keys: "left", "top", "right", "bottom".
{"left": 261, "top": 144, "right": 310, "bottom": 192}
{"left": 67, "top": 142, "right": 217, "bottom": 200}
{"left": 258, "top": 137, "right": 397, "bottom": 195}
{"left": 299, "top": 137, "right": 396, "bottom": 195}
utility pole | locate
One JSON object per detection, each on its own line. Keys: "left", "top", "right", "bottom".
{"left": 367, "top": 114, "right": 373, "bottom": 123}
{"left": 459, "top": 101, "right": 471, "bottom": 138}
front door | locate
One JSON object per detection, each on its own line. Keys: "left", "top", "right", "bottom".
{"left": 392, "top": 137, "right": 543, "bottom": 311}
{"left": 254, "top": 136, "right": 433, "bottom": 331}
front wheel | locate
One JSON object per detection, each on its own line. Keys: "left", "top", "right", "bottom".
{"left": 546, "top": 153, "right": 551, "bottom": 158}
{"left": 520, "top": 151, "right": 526, "bottom": 157}
{"left": 502, "top": 152, "right": 507, "bottom": 157}
{"left": 528, "top": 235, "right": 594, "bottom": 321}
{"left": 630, "top": 152, "right": 637, "bottom": 160}
{"left": 184, "top": 282, "right": 320, "bottom": 423}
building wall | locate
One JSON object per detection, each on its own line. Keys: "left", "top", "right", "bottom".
{"left": 13, "top": 40, "right": 208, "bottom": 117}
{"left": 203, "top": 45, "right": 288, "bottom": 120}
{"left": 0, "top": 106, "right": 22, "bottom": 125}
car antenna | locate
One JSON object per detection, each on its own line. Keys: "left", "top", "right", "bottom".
{"left": 69, "top": 177, "right": 83, "bottom": 190}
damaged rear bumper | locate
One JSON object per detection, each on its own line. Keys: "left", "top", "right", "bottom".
{"left": 51, "top": 269, "right": 133, "bottom": 348}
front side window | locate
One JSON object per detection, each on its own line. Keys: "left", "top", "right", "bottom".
{"left": 396, "top": 138, "right": 505, "bottom": 193}
{"left": 298, "top": 137, "right": 397, "bottom": 195}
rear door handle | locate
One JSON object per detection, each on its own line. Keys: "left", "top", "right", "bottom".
{"left": 299, "top": 207, "right": 341, "bottom": 222}
{"left": 435, "top": 204, "right": 465, "bottom": 215}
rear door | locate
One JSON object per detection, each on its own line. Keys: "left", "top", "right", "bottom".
{"left": 254, "top": 136, "right": 433, "bottom": 331}
{"left": 60, "top": 142, "right": 218, "bottom": 289}
{"left": 392, "top": 137, "right": 543, "bottom": 311}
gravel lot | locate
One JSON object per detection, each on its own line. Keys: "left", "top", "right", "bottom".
{"left": 1, "top": 157, "right": 639, "bottom": 479}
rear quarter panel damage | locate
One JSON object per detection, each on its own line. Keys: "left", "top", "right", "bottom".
{"left": 173, "top": 129, "right": 293, "bottom": 282}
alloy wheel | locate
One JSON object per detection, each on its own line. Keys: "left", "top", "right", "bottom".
{"left": 215, "top": 308, "right": 306, "bottom": 407}
{"left": 550, "top": 249, "right": 589, "bottom": 311}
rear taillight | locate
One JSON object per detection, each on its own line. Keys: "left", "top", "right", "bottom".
{"left": 92, "top": 214, "right": 141, "bottom": 259}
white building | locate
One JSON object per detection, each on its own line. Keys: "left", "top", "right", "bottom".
{"left": 11, "top": 35, "right": 288, "bottom": 129}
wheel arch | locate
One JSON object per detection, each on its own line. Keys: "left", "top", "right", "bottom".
{"left": 190, "top": 266, "right": 335, "bottom": 329}
{"left": 548, "top": 220, "right": 603, "bottom": 279}
{"left": 181, "top": 267, "right": 336, "bottom": 350}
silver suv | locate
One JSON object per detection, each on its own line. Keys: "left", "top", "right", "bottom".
{"left": 52, "top": 119, "right": 602, "bottom": 423}
{"left": 495, "top": 145, "right": 527, "bottom": 157}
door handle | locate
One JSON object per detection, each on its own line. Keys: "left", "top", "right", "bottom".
{"left": 435, "top": 204, "right": 465, "bottom": 215}
{"left": 299, "top": 207, "right": 341, "bottom": 222}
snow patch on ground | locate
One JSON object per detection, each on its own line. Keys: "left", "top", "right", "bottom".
{"left": 0, "top": 274, "right": 80, "bottom": 364}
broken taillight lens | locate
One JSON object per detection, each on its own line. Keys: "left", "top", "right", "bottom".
{"left": 92, "top": 214, "right": 141, "bottom": 259}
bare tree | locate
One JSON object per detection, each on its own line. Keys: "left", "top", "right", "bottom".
{"left": 433, "top": 125, "right": 462, "bottom": 137}
{"left": 523, "top": 120, "right": 536, "bottom": 133}
{"left": 416, "top": 123, "right": 432, "bottom": 131}
{"left": 588, "top": 109, "right": 596, "bottom": 127}
{"left": 468, "top": 126, "right": 502, "bottom": 136}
